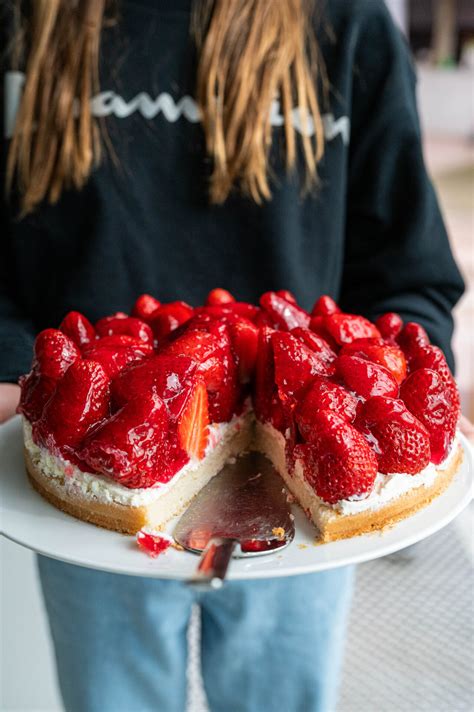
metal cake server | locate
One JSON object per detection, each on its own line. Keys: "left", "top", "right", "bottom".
{"left": 173, "top": 452, "right": 295, "bottom": 589}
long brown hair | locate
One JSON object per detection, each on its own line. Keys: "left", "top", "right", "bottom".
{"left": 7, "top": 0, "right": 325, "bottom": 215}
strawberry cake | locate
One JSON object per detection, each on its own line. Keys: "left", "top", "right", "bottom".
{"left": 19, "top": 289, "right": 463, "bottom": 542}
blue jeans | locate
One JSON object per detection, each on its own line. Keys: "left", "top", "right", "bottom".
{"left": 37, "top": 555, "right": 354, "bottom": 712}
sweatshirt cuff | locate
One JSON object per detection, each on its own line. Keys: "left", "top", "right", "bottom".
{"left": 0, "top": 333, "right": 35, "bottom": 383}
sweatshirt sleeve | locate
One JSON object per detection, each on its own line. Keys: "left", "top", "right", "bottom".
{"left": 0, "top": 204, "right": 36, "bottom": 383}
{"left": 0, "top": 12, "right": 35, "bottom": 383}
{"left": 339, "top": 1, "right": 465, "bottom": 370}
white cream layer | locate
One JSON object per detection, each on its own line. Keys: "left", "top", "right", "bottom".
{"left": 258, "top": 422, "right": 460, "bottom": 515}
{"left": 23, "top": 415, "right": 248, "bottom": 508}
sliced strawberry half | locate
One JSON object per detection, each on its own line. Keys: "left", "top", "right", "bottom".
{"left": 33, "top": 329, "right": 80, "bottom": 380}
{"left": 310, "top": 295, "right": 341, "bottom": 317}
{"left": 294, "top": 410, "right": 377, "bottom": 504}
{"left": 375, "top": 312, "right": 403, "bottom": 341}
{"left": 336, "top": 354, "right": 399, "bottom": 399}
{"left": 295, "top": 377, "right": 358, "bottom": 440}
{"left": 34, "top": 360, "right": 111, "bottom": 450}
{"left": 324, "top": 313, "right": 381, "bottom": 345}
{"left": 83, "top": 335, "right": 153, "bottom": 378}
{"left": 96, "top": 315, "right": 153, "bottom": 345}
{"left": 131, "top": 294, "right": 161, "bottom": 321}
{"left": 176, "top": 378, "right": 209, "bottom": 460}
{"left": 272, "top": 331, "right": 330, "bottom": 404}
{"left": 59, "top": 311, "right": 96, "bottom": 349}
{"left": 205, "top": 288, "right": 236, "bottom": 306}
{"left": 340, "top": 338, "right": 407, "bottom": 384}
{"left": 259, "top": 291, "right": 310, "bottom": 330}
{"left": 400, "top": 368, "right": 459, "bottom": 464}
{"left": 359, "top": 396, "right": 431, "bottom": 474}
{"left": 79, "top": 391, "right": 176, "bottom": 487}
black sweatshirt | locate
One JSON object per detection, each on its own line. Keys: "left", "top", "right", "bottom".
{"left": 0, "top": 0, "right": 465, "bottom": 383}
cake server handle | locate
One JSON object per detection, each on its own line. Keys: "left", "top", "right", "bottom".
{"left": 188, "top": 537, "right": 237, "bottom": 590}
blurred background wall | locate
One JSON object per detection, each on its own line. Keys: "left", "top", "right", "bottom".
{"left": 1, "top": 2, "right": 473, "bottom": 711}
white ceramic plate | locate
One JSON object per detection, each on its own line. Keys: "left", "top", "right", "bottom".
{"left": 1, "top": 416, "right": 472, "bottom": 579}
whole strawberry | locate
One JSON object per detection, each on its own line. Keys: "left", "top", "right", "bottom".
{"left": 260, "top": 291, "right": 310, "bottom": 330}
{"left": 96, "top": 315, "right": 154, "bottom": 345}
{"left": 205, "top": 288, "right": 236, "bottom": 306}
{"left": 340, "top": 338, "right": 407, "bottom": 384}
{"left": 131, "top": 294, "right": 161, "bottom": 321}
{"left": 324, "top": 313, "right": 381, "bottom": 345}
{"left": 34, "top": 328, "right": 80, "bottom": 380}
{"left": 310, "top": 295, "right": 341, "bottom": 317}
{"left": 409, "top": 344, "right": 460, "bottom": 410}
{"left": 150, "top": 301, "right": 194, "bottom": 341}
{"left": 375, "top": 312, "right": 403, "bottom": 342}
{"left": 59, "top": 311, "right": 96, "bottom": 349}
{"left": 336, "top": 354, "right": 399, "bottom": 399}
{"left": 359, "top": 396, "right": 431, "bottom": 474}
{"left": 34, "top": 360, "right": 111, "bottom": 450}
{"left": 290, "top": 327, "right": 337, "bottom": 370}
{"left": 396, "top": 322, "right": 429, "bottom": 359}
{"left": 295, "top": 377, "right": 358, "bottom": 440}
{"left": 294, "top": 410, "right": 378, "bottom": 504}
{"left": 400, "top": 368, "right": 459, "bottom": 464}
{"left": 272, "top": 331, "right": 332, "bottom": 404}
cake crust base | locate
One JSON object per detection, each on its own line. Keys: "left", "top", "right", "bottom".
{"left": 25, "top": 450, "right": 150, "bottom": 534}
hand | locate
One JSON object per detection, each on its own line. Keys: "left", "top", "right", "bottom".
{"left": 459, "top": 414, "right": 474, "bottom": 445}
{"left": 0, "top": 383, "right": 21, "bottom": 424}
